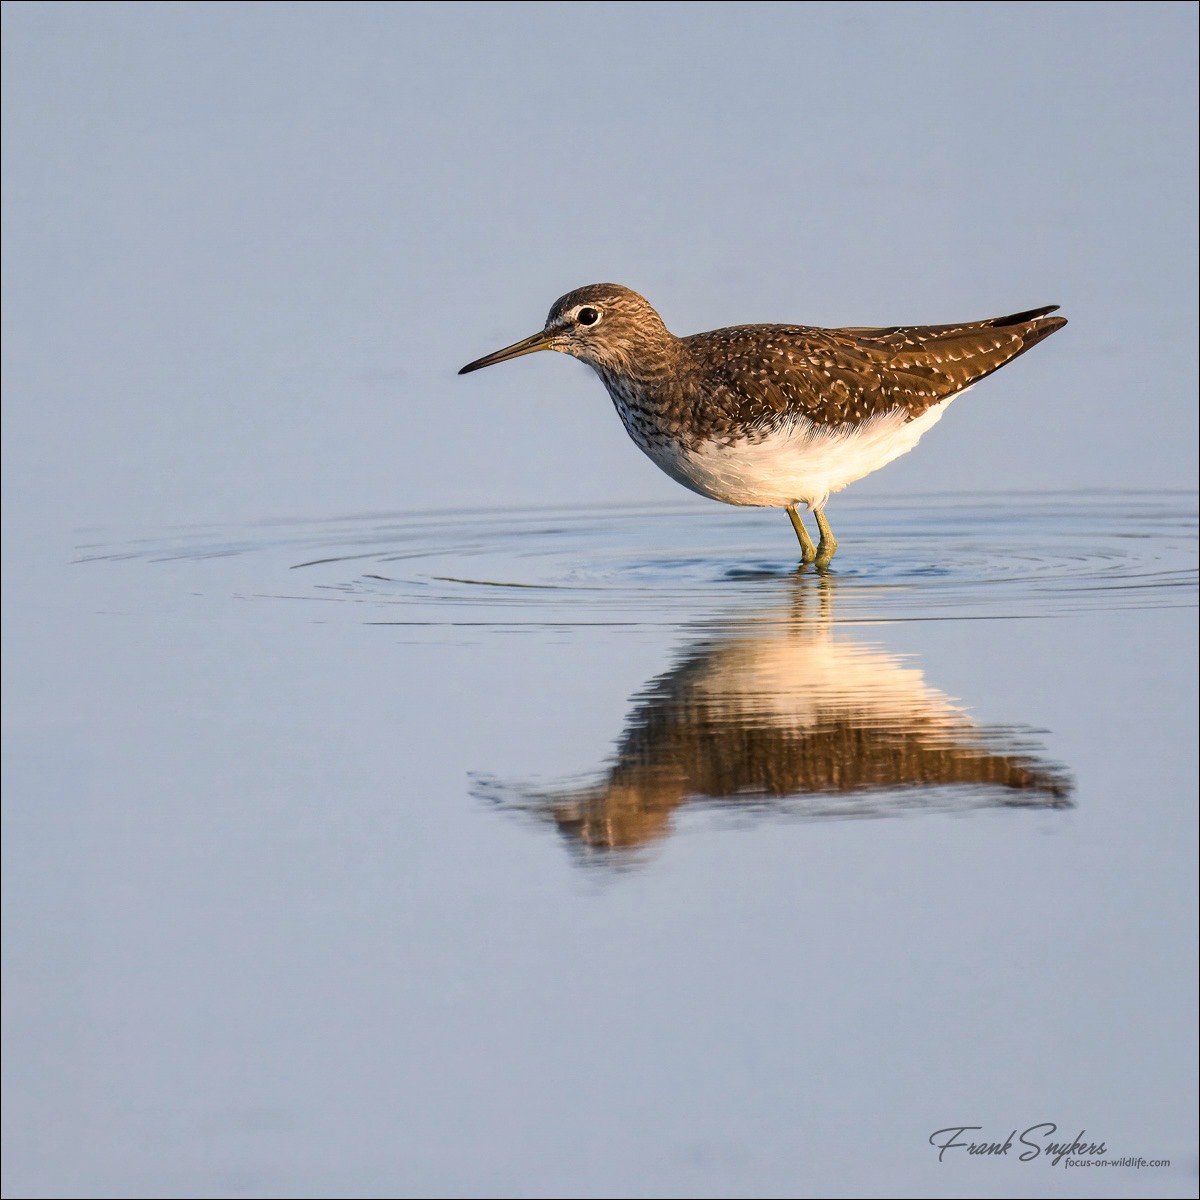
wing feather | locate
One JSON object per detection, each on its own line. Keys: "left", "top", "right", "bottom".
{"left": 685, "top": 309, "right": 1067, "bottom": 429}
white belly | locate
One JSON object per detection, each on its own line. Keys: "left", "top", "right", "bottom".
{"left": 648, "top": 399, "right": 959, "bottom": 509}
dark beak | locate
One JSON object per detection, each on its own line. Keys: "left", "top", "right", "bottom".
{"left": 459, "top": 329, "right": 557, "bottom": 375}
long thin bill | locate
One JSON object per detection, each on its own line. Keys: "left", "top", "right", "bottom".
{"left": 459, "top": 330, "right": 556, "bottom": 375}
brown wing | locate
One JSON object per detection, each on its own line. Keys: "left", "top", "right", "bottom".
{"left": 686, "top": 306, "right": 1067, "bottom": 429}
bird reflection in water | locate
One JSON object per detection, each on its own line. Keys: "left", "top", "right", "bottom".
{"left": 474, "top": 578, "right": 1073, "bottom": 862}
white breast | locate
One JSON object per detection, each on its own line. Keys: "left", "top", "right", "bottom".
{"left": 646, "top": 398, "right": 960, "bottom": 509}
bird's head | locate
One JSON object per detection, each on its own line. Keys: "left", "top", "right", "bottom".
{"left": 459, "top": 284, "right": 675, "bottom": 377}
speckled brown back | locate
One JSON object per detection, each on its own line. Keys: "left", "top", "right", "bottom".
{"left": 685, "top": 306, "right": 1067, "bottom": 430}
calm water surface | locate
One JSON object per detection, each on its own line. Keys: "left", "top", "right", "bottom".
{"left": 4, "top": 491, "right": 1197, "bottom": 1198}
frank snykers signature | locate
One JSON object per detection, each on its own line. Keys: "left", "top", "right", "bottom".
{"left": 930, "top": 1124, "right": 1107, "bottom": 1166}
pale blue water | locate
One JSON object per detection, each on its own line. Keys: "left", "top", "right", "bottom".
{"left": 4, "top": 492, "right": 1195, "bottom": 1198}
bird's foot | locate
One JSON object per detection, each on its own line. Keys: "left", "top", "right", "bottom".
{"left": 813, "top": 546, "right": 836, "bottom": 571}
{"left": 813, "top": 510, "right": 837, "bottom": 570}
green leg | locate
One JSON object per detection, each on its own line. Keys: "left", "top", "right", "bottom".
{"left": 813, "top": 507, "right": 838, "bottom": 569}
{"left": 787, "top": 505, "right": 817, "bottom": 564}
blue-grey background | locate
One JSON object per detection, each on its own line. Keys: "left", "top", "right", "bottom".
{"left": 3, "top": 0, "right": 1196, "bottom": 534}
{"left": 3, "top": 3, "right": 1197, "bottom": 1198}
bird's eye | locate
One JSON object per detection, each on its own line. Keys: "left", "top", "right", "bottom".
{"left": 576, "top": 306, "right": 601, "bottom": 326}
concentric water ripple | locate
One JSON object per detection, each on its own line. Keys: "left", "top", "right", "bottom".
{"left": 76, "top": 491, "right": 1197, "bottom": 625}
